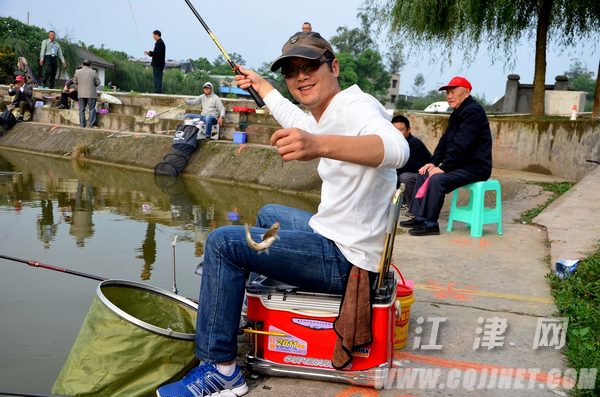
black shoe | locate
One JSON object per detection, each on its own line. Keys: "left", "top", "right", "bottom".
{"left": 16, "top": 115, "right": 24, "bottom": 122}
{"left": 409, "top": 224, "right": 440, "bottom": 236}
{"left": 399, "top": 218, "right": 424, "bottom": 227}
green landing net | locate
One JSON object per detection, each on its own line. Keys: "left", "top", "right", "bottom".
{"left": 52, "top": 280, "right": 198, "bottom": 397}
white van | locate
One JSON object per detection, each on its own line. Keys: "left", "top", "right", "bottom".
{"left": 424, "top": 101, "right": 451, "bottom": 113}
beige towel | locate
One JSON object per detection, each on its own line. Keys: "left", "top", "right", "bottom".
{"left": 332, "top": 265, "right": 373, "bottom": 369}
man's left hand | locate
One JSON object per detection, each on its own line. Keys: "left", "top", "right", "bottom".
{"left": 428, "top": 166, "right": 445, "bottom": 176}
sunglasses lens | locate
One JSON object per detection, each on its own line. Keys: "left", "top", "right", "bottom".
{"left": 282, "top": 59, "right": 323, "bottom": 78}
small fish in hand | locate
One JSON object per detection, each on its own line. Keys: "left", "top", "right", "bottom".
{"left": 245, "top": 222, "right": 280, "bottom": 254}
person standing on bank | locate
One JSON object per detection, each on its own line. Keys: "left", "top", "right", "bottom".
{"left": 400, "top": 76, "right": 492, "bottom": 236}
{"left": 392, "top": 115, "right": 431, "bottom": 210}
{"left": 39, "top": 30, "right": 66, "bottom": 89}
{"left": 156, "top": 31, "right": 409, "bottom": 397}
{"left": 73, "top": 60, "right": 100, "bottom": 128}
{"left": 144, "top": 30, "right": 166, "bottom": 93}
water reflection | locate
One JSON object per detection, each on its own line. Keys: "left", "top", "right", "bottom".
{"left": 137, "top": 221, "right": 156, "bottom": 280}
{"left": 0, "top": 148, "right": 319, "bottom": 394}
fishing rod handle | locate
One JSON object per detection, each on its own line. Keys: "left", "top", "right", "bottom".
{"left": 246, "top": 86, "right": 265, "bottom": 108}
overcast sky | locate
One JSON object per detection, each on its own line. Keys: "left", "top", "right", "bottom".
{"left": 2, "top": 0, "right": 598, "bottom": 103}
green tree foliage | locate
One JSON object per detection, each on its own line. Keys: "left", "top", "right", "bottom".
{"left": 409, "top": 89, "right": 446, "bottom": 111}
{"left": 365, "top": 0, "right": 600, "bottom": 116}
{"left": 211, "top": 52, "right": 245, "bottom": 75}
{"left": 565, "top": 59, "right": 596, "bottom": 111}
{"left": 330, "top": 12, "right": 392, "bottom": 101}
{"left": 0, "top": 17, "right": 87, "bottom": 84}
{"left": 336, "top": 49, "right": 391, "bottom": 101}
{"left": 412, "top": 73, "right": 424, "bottom": 96}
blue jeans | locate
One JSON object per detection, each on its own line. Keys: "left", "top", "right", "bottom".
{"left": 184, "top": 114, "right": 217, "bottom": 137}
{"left": 78, "top": 97, "right": 97, "bottom": 128}
{"left": 195, "top": 204, "right": 353, "bottom": 363}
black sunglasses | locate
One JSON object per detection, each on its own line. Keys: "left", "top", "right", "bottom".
{"left": 281, "top": 57, "right": 331, "bottom": 79}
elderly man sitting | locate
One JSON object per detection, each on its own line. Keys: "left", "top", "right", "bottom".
{"left": 183, "top": 82, "right": 225, "bottom": 139}
{"left": 8, "top": 75, "right": 34, "bottom": 121}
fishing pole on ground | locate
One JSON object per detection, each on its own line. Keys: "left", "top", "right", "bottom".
{"left": 183, "top": 0, "right": 265, "bottom": 108}
{"left": 106, "top": 102, "right": 186, "bottom": 138}
{"left": 63, "top": 102, "right": 186, "bottom": 157}
{"left": 0, "top": 254, "right": 106, "bottom": 282}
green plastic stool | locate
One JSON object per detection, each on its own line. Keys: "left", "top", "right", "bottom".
{"left": 447, "top": 179, "right": 503, "bottom": 238}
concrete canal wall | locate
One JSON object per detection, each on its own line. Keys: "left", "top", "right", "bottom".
{"left": 1, "top": 88, "right": 599, "bottom": 190}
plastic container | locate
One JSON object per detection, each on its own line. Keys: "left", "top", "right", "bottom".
{"left": 392, "top": 265, "right": 414, "bottom": 350}
{"left": 233, "top": 131, "right": 247, "bottom": 144}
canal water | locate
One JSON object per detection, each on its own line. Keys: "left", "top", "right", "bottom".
{"left": 0, "top": 149, "right": 319, "bottom": 394}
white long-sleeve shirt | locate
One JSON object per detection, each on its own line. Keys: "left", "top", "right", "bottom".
{"left": 264, "top": 85, "right": 409, "bottom": 272}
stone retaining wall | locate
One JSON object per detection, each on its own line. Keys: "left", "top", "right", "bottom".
{"left": 2, "top": 86, "right": 599, "bottom": 183}
{"left": 408, "top": 114, "right": 600, "bottom": 181}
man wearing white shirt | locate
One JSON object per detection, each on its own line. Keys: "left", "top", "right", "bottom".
{"left": 157, "top": 31, "right": 409, "bottom": 397}
{"left": 39, "top": 31, "right": 66, "bottom": 88}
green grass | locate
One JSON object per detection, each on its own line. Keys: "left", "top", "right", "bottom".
{"left": 517, "top": 181, "right": 575, "bottom": 224}
{"left": 548, "top": 248, "right": 600, "bottom": 395}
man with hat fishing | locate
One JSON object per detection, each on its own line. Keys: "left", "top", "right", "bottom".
{"left": 157, "top": 31, "right": 409, "bottom": 397}
{"left": 399, "top": 76, "right": 492, "bottom": 236}
{"left": 183, "top": 81, "right": 225, "bottom": 139}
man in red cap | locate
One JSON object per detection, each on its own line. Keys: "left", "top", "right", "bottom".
{"left": 399, "top": 76, "right": 492, "bottom": 236}
{"left": 8, "top": 75, "right": 34, "bottom": 121}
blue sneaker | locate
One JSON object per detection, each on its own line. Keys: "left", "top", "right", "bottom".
{"left": 157, "top": 362, "right": 248, "bottom": 397}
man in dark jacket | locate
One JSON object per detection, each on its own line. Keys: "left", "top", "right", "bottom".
{"left": 400, "top": 76, "right": 492, "bottom": 236}
{"left": 392, "top": 115, "right": 432, "bottom": 210}
{"left": 144, "top": 30, "right": 166, "bottom": 93}
{"left": 8, "top": 75, "right": 34, "bottom": 121}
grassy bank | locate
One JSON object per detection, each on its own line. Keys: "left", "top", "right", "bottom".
{"left": 548, "top": 247, "right": 600, "bottom": 395}
{"left": 517, "top": 181, "right": 599, "bottom": 394}
{"left": 517, "top": 181, "right": 574, "bottom": 224}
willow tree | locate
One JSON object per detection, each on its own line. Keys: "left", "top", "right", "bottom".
{"left": 364, "top": 0, "right": 600, "bottom": 116}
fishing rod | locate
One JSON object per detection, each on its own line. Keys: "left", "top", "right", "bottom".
{"left": 0, "top": 391, "right": 67, "bottom": 397}
{"left": 1, "top": 254, "right": 199, "bottom": 303}
{"left": 183, "top": 0, "right": 265, "bottom": 108}
{"left": 106, "top": 102, "right": 186, "bottom": 138}
{"left": 63, "top": 102, "right": 187, "bottom": 156}
{"left": 0, "top": 254, "right": 106, "bottom": 282}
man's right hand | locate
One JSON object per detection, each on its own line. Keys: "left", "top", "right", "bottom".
{"left": 39, "top": 59, "right": 44, "bottom": 66}
{"left": 419, "top": 163, "right": 435, "bottom": 175}
{"left": 234, "top": 65, "right": 274, "bottom": 100}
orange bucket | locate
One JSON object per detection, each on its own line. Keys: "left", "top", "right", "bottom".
{"left": 392, "top": 264, "right": 414, "bottom": 350}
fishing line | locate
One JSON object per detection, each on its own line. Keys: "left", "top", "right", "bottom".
{"left": 127, "top": 0, "right": 144, "bottom": 47}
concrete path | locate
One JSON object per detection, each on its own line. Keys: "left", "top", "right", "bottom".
{"left": 534, "top": 165, "right": 600, "bottom": 270}
{"left": 239, "top": 168, "right": 597, "bottom": 396}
